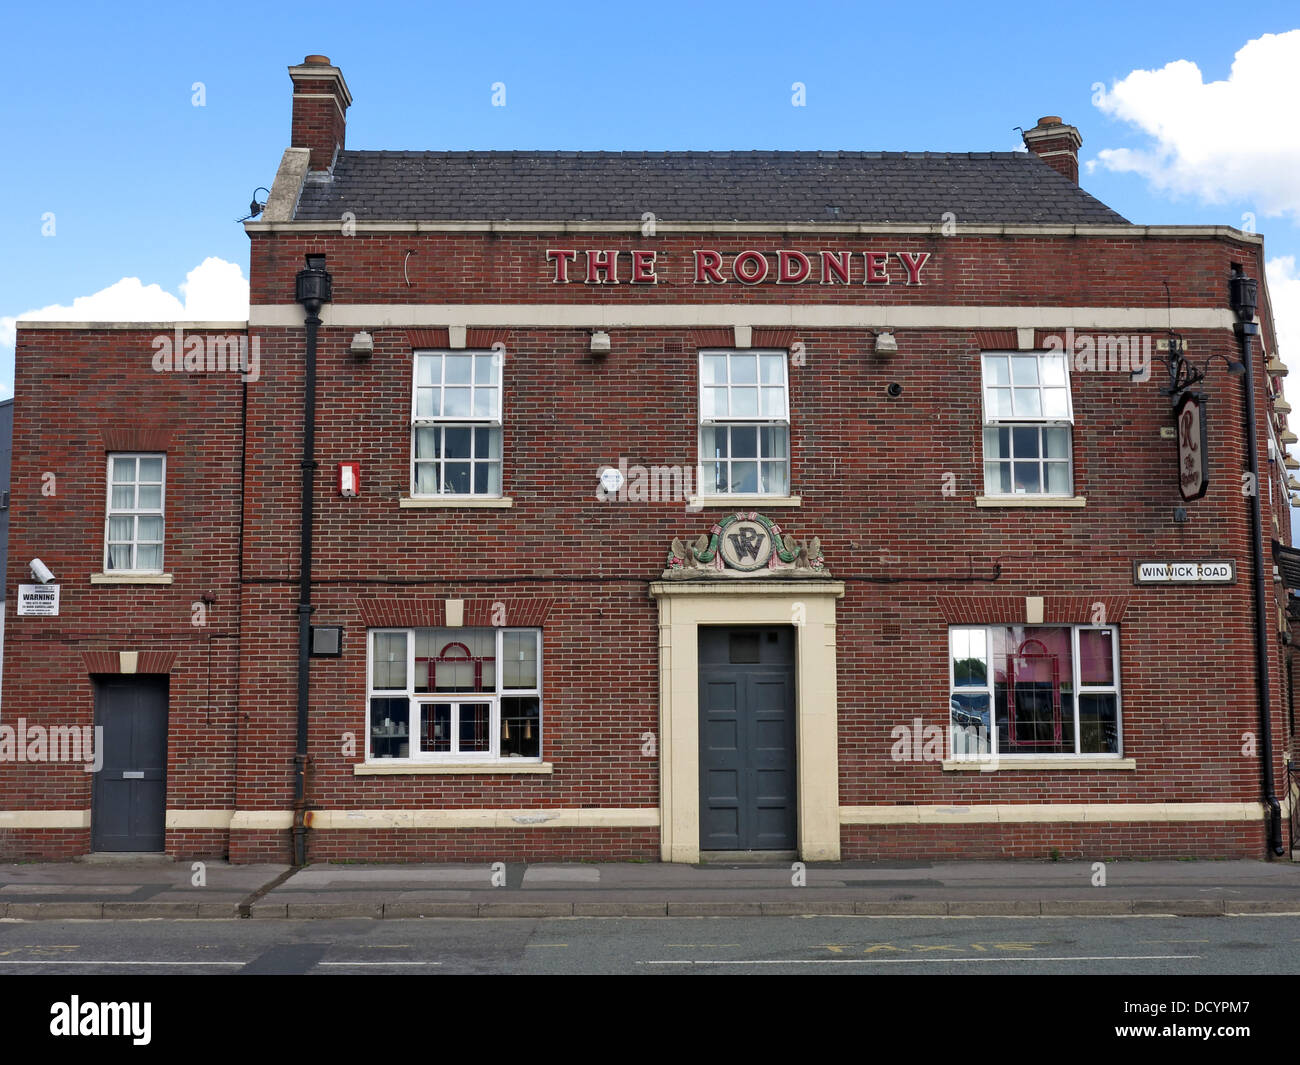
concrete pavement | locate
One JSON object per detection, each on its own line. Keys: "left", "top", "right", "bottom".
{"left": 0, "top": 857, "right": 1297, "bottom": 918}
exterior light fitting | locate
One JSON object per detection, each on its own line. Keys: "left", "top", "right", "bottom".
{"left": 350, "top": 331, "right": 374, "bottom": 358}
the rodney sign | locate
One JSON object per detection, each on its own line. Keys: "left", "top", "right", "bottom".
{"left": 545, "top": 248, "right": 932, "bottom": 286}
{"left": 1175, "top": 391, "right": 1209, "bottom": 501}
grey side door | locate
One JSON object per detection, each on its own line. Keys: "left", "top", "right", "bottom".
{"left": 698, "top": 627, "right": 796, "bottom": 851}
{"left": 91, "top": 675, "right": 168, "bottom": 852}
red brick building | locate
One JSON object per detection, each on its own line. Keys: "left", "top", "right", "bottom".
{"left": 2, "top": 55, "right": 1296, "bottom": 864}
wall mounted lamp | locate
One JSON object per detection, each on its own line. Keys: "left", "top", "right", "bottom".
{"left": 350, "top": 331, "right": 374, "bottom": 358}
{"left": 869, "top": 331, "right": 898, "bottom": 356}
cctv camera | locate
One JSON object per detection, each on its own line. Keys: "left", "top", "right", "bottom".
{"left": 886, "top": 382, "right": 904, "bottom": 399}
{"left": 29, "top": 558, "right": 55, "bottom": 584}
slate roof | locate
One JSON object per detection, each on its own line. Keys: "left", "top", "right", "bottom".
{"left": 293, "top": 150, "right": 1130, "bottom": 225}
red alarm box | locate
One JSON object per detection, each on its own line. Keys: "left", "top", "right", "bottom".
{"left": 339, "top": 462, "right": 360, "bottom": 497}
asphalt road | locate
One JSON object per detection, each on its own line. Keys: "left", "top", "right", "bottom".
{"left": 0, "top": 914, "right": 1297, "bottom": 975}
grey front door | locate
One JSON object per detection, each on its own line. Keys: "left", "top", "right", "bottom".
{"left": 698, "top": 627, "right": 796, "bottom": 851}
{"left": 91, "top": 676, "right": 168, "bottom": 852}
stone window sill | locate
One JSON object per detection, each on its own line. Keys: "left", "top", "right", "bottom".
{"left": 688, "top": 495, "right": 801, "bottom": 509}
{"left": 354, "top": 761, "right": 553, "bottom": 776}
{"left": 399, "top": 496, "right": 514, "bottom": 508}
{"left": 975, "top": 495, "right": 1087, "bottom": 508}
{"left": 942, "top": 757, "right": 1136, "bottom": 772}
{"left": 89, "top": 573, "right": 174, "bottom": 585}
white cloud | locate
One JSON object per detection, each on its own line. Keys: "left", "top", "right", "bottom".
{"left": 1092, "top": 31, "right": 1300, "bottom": 220}
{"left": 1268, "top": 255, "right": 1300, "bottom": 376}
{"left": 0, "top": 257, "right": 249, "bottom": 351}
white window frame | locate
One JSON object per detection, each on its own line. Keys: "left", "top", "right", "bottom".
{"left": 948, "top": 623, "right": 1122, "bottom": 759}
{"left": 366, "top": 627, "right": 543, "bottom": 763}
{"left": 103, "top": 452, "right": 166, "bottom": 574}
{"left": 697, "top": 348, "right": 791, "bottom": 496}
{"left": 410, "top": 350, "right": 504, "bottom": 498}
{"left": 980, "top": 351, "right": 1074, "bottom": 497}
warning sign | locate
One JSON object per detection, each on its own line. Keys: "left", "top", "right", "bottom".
{"left": 17, "top": 584, "right": 60, "bottom": 616}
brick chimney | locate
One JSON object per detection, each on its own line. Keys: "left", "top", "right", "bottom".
{"left": 289, "top": 55, "right": 352, "bottom": 173}
{"left": 1022, "top": 115, "right": 1083, "bottom": 184}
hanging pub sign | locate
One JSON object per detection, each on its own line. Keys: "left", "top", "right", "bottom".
{"left": 1175, "top": 391, "right": 1209, "bottom": 501}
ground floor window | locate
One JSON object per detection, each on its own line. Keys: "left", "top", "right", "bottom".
{"left": 367, "top": 627, "right": 541, "bottom": 761}
{"left": 949, "top": 624, "right": 1120, "bottom": 757}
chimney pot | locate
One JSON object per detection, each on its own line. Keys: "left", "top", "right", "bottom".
{"left": 303, "top": 54, "right": 331, "bottom": 65}
{"left": 1037, "top": 115, "right": 1062, "bottom": 126}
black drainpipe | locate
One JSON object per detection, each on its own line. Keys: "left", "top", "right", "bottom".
{"left": 1230, "top": 268, "right": 1285, "bottom": 856}
{"left": 292, "top": 254, "right": 332, "bottom": 867}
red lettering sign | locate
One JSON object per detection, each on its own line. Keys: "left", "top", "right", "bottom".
{"left": 630, "top": 250, "right": 657, "bottom": 284}
{"left": 820, "top": 251, "right": 851, "bottom": 285}
{"left": 897, "top": 251, "right": 931, "bottom": 285}
{"left": 694, "top": 249, "right": 725, "bottom": 284}
{"left": 777, "top": 250, "right": 811, "bottom": 284}
{"left": 864, "top": 251, "right": 890, "bottom": 284}
{"left": 585, "top": 250, "right": 619, "bottom": 285}
{"left": 734, "top": 250, "right": 769, "bottom": 285}
{"left": 546, "top": 247, "right": 934, "bottom": 285}
{"left": 545, "top": 248, "right": 578, "bottom": 283}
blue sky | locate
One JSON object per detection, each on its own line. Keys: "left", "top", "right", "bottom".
{"left": 2, "top": 0, "right": 1299, "bottom": 393}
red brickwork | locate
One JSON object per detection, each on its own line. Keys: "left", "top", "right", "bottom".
{"left": 2, "top": 328, "right": 244, "bottom": 859}
{"left": 843, "top": 821, "right": 1263, "bottom": 860}
{"left": 290, "top": 74, "right": 346, "bottom": 172}
{"left": 3, "top": 100, "right": 1294, "bottom": 863}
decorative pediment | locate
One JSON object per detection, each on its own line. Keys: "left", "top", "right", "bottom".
{"left": 662, "top": 512, "right": 829, "bottom": 579}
